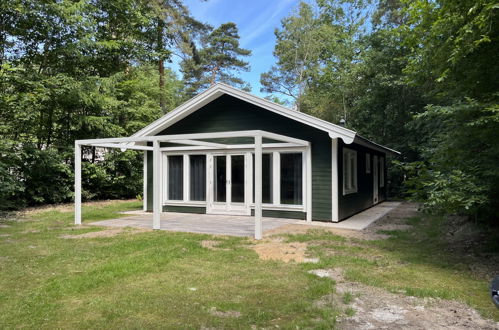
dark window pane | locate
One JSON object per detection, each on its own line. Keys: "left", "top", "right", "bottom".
{"left": 231, "top": 155, "right": 245, "bottom": 203}
{"left": 190, "top": 155, "right": 206, "bottom": 201}
{"left": 280, "top": 153, "right": 302, "bottom": 205}
{"left": 214, "top": 155, "right": 226, "bottom": 202}
{"left": 168, "top": 155, "right": 183, "bottom": 200}
{"left": 252, "top": 154, "right": 273, "bottom": 204}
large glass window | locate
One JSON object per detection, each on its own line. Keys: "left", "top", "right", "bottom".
{"left": 168, "top": 155, "right": 183, "bottom": 200}
{"left": 343, "top": 148, "right": 357, "bottom": 195}
{"left": 252, "top": 153, "right": 273, "bottom": 204}
{"left": 280, "top": 153, "right": 302, "bottom": 205}
{"left": 190, "top": 155, "right": 206, "bottom": 201}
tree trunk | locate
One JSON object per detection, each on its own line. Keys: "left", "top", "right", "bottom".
{"left": 210, "top": 65, "right": 219, "bottom": 85}
{"left": 157, "top": 19, "right": 166, "bottom": 112}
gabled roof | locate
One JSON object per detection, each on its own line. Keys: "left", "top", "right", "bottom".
{"left": 132, "top": 83, "right": 399, "bottom": 155}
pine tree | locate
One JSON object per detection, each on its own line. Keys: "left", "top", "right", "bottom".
{"left": 181, "top": 22, "right": 251, "bottom": 94}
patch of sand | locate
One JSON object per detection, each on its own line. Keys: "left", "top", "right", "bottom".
{"left": 60, "top": 227, "right": 149, "bottom": 239}
{"left": 209, "top": 307, "right": 241, "bottom": 318}
{"left": 251, "top": 238, "right": 309, "bottom": 263}
{"left": 309, "top": 268, "right": 499, "bottom": 330}
{"left": 201, "top": 240, "right": 223, "bottom": 250}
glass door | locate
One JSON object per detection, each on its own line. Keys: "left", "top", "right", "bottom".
{"left": 207, "top": 153, "right": 250, "bottom": 215}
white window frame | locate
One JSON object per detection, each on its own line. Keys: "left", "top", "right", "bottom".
{"left": 380, "top": 157, "right": 385, "bottom": 188}
{"left": 163, "top": 153, "right": 207, "bottom": 205}
{"left": 366, "top": 153, "right": 371, "bottom": 174}
{"left": 162, "top": 147, "right": 308, "bottom": 211}
{"left": 343, "top": 148, "right": 358, "bottom": 195}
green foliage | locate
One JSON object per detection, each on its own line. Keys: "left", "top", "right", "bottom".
{"left": 260, "top": 2, "right": 323, "bottom": 108}
{"left": 181, "top": 22, "right": 251, "bottom": 95}
{"left": 82, "top": 150, "right": 144, "bottom": 201}
{"left": 0, "top": 0, "right": 193, "bottom": 210}
{"left": 0, "top": 142, "right": 24, "bottom": 210}
{"left": 262, "top": 0, "right": 499, "bottom": 224}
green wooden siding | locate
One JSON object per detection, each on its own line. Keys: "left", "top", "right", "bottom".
{"left": 163, "top": 205, "right": 206, "bottom": 213}
{"left": 147, "top": 94, "right": 333, "bottom": 221}
{"left": 337, "top": 139, "right": 387, "bottom": 220}
{"left": 251, "top": 209, "right": 306, "bottom": 220}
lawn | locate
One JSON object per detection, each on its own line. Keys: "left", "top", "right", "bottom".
{"left": 0, "top": 200, "right": 497, "bottom": 329}
{"left": 0, "top": 201, "right": 336, "bottom": 329}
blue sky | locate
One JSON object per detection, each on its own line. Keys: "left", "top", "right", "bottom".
{"left": 172, "top": 0, "right": 302, "bottom": 97}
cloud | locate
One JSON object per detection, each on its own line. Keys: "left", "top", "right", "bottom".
{"left": 241, "top": 0, "right": 299, "bottom": 46}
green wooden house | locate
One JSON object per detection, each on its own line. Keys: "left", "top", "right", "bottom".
{"left": 74, "top": 83, "right": 399, "bottom": 239}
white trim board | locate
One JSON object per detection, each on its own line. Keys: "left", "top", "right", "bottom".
{"left": 131, "top": 83, "right": 357, "bottom": 144}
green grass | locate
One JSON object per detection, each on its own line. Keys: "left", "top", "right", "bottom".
{"left": 342, "top": 292, "right": 353, "bottom": 304}
{"left": 291, "top": 215, "right": 499, "bottom": 322}
{"left": 1, "top": 201, "right": 498, "bottom": 328}
{"left": 0, "top": 200, "right": 337, "bottom": 329}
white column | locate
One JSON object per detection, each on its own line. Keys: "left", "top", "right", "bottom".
{"left": 331, "top": 138, "right": 339, "bottom": 222}
{"left": 254, "top": 135, "right": 263, "bottom": 240}
{"left": 74, "top": 142, "right": 82, "bottom": 225}
{"left": 306, "top": 146, "right": 312, "bottom": 222}
{"left": 153, "top": 140, "right": 161, "bottom": 229}
{"left": 143, "top": 150, "right": 147, "bottom": 211}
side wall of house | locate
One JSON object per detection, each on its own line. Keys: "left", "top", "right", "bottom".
{"left": 337, "top": 139, "right": 387, "bottom": 220}
{"left": 146, "top": 94, "right": 333, "bottom": 221}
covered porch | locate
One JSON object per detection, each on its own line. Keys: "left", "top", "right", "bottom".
{"left": 74, "top": 130, "right": 311, "bottom": 240}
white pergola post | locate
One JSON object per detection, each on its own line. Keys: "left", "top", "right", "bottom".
{"left": 331, "top": 138, "right": 339, "bottom": 222}
{"left": 143, "top": 150, "right": 147, "bottom": 211}
{"left": 254, "top": 134, "right": 263, "bottom": 240}
{"left": 152, "top": 140, "right": 161, "bottom": 230}
{"left": 74, "top": 142, "right": 82, "bottom": 225}
{"left": 306, "top": 146, "right": 312, "bottom": 222}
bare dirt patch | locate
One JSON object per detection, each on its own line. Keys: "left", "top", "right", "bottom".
{"left": 201, "top": 240, "right": 221, "bottom": 249}
{"left": 209, "top": 307, "right": 241, "bottom": 318}
{"left": 251, "top": 237, "right": 312, "bottom": 263}
{"left": 60, "top": 227, "right": 150, "bottom": 239}
{"left": 200, "top": 240, "right": 231, "bottom": 251}
{"left": 310, "top": 268, "right": 499, "bottom": 330}
{"left": 23, "top": 199, "right": 138, "bottom": 215}
{"left": 264, "top": 223, "right": 389, "bottom": 241}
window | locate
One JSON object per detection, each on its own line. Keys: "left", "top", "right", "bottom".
{"left": 380, "top": 157, "right": 385, "bottom": 187}
{"left": 366, "top": 153, "right": 371, "bottom": 174}
{"left": 343, "top": 148, "right": 357, "bottom": 195}
{"left": 252, "top": 153, "right": 273, "bottom": 204}
{"left": 190, "top": 155, "right": 206, "bottom": 201}
{"left": 168, "top": 155, "right": 183, "bottom": 200}
{"left": 280, "top": 153, "right": 302, "bottom": 205}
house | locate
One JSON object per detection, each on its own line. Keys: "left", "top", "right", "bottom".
{"left": 74, "top": 83, "right": 399, "bottom": 239}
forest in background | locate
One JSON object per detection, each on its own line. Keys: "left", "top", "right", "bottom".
{"left": 1, "top": 0, "right": 498, "bottom": 225}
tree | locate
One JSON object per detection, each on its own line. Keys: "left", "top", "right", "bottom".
{"left": 181, "top": 22, "right": 251, "bottom": 95}
{"left": 260, "top": 2, "right": 323, "bottom": 109}
{"left": 397, "top": 0, "right": 499, "bottom": 222}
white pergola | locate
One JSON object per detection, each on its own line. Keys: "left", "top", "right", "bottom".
{"left": 74, "top": 130, "right": 311, "bottom": 239}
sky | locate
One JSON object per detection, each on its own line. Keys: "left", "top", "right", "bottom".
{"left": 172, "top": 0, "right": 302, "bottom": 97}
